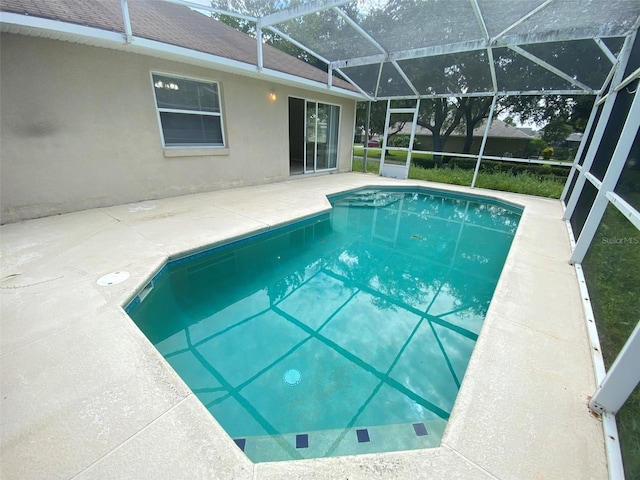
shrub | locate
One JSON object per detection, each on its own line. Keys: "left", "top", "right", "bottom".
{"left": 542, "top": 147, "right": 554, "bottom": 159}
{"left": 539, "top": 164, "right": 552, "bottom": 175}
{"left": 387, "top": 135, "right": 420, "bottom": 149}
{"left": 412, "top": 157, "right": 436, "bottom": 169}
{"left": 555, "top": 147, "right": 570, "bottom": 161}
{"left": 448, "top": 157, "right": 477, "bottom": 170}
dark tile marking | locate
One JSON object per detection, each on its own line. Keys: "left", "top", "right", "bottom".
{"left": 296, "top": 434, "right": 309, "bottom": 449}
{"left": 234, "top": 438, "right": 246, "bottom": 451}
{"left": 413, "top": 422, "right": 428, "bottom": 436}
{"left": 356, "top": 429, "right": 370, "bottom": 443}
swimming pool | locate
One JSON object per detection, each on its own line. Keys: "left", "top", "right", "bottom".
{"left": 126, "top": 187, "right": 521, "bottom": 462}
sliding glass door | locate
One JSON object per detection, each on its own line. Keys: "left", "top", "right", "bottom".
{"left": 303, "top": 100, "right": 340, "bottom": 173}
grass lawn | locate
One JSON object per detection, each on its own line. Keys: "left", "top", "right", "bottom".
{"left": 353, "top": 146, "right": 434, "bottom": 162}
{"left": 352, "top": 159, "right": 565, "bottom": 198}
{"left": 582, "top": 203, "right": 640, "bottom": 478}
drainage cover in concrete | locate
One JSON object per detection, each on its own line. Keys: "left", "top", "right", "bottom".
{"left": 97, "top": 271, "right": 130, "bottom": 286}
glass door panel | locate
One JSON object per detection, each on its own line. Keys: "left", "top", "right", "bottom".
{"left": 305, "top": 101, "right": 317, "bottom": 173}
{"left": 300, "top": 99, "right": 340, "bottom": 173}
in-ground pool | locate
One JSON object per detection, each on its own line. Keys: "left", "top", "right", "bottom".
{"left": 126, "top": 187, "right": 522, "bottom": 462}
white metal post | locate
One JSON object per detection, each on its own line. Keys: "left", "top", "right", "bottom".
{"left": 379, "top": 99, "right": 392, "bottom": 175}
{"left": 471, "top": 95, "right": 497, "bottom": 188}
{"left": 256, "top": 24, "right": 263, "bottom": 71}
{"left": 121, "top": 0, "right": 133, "bottom": 44}
{"left": 364, "top": 100, "right": 371, "bottom": 172}
{"left": 406, "top": 99, "right": 421, "bottom": 171}
{"left": 590, "top": 320, "right": 640, "bottom": 415}
{"left": 560, "top": 101, "right": 601, "bottom": 202}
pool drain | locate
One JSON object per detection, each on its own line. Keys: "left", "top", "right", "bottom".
{"left": 96, "top": 271, "right": 131, "bottom": 286}
{"left": 283, "top": 369, "right": 301, "bottom": 386}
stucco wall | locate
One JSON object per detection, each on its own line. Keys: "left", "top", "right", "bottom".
{"left": 0, "top": 33, "right": 356, "bottom": 223}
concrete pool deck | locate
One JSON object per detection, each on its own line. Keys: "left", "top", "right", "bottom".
{"left": 1, "top": 173, "right": 607, "bottom": 479}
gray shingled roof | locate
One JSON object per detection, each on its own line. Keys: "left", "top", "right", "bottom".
{"left": 0, "top": 0, "right": 356, "bottom": 91}
{"left": 398, "top": 118, "right": 533, "bottom": 139}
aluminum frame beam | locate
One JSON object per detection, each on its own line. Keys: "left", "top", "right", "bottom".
{"left": 589, "top": 320, "right": 640, "bottom": 415}
{"left": 594, "top": 37, "right": 619, "bottom": 64}
{"left": 564, "top": 32, "right": 637, "bottom": 221}
{"left": 606, "top": 192, "right": 640, "bottom": 230}
{"left": 471, "top": 95, "right": 498, "bottom": 188}
{"left": 470, "top": 0, "right": 498, "bottom": 94}
{"left": 570, "top": 84, "right": 640, "bottom": 264}
{"left": 120, "top": 0, "right": 133, "bottom": 44}
{"left": 373, "top": 89, "right": 595, "bottom": 101}
{"left": 331, "top": 30, "right": 631, "bottom": 71}
{"left": 333, "top": 7, "right": 386, "bottom": 55}
{"left": 491, "top": 0, "right": 556, "bottom": 43}
{"left": 560, "top": 101, "right": 602, "bottom": 202}
{"left": 614, "top": 65, "right": 640, "bottom": 92}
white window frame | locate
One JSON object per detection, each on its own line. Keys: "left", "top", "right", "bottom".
{"left": 150, "top": 71, "right": 226, "bottom": 150}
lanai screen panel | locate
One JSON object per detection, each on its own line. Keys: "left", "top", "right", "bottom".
{"left": 274, "top": 9, "right": 383, "bottom": 61}
{"left": 343, "top": 0, "right": 485, "bottom": 53}
{"left": 492, "top": 47, "right": 581, "bottom": 92}
{"left": 520, "top": 40, "right": 615, "bottom": 91}
{"left": 501, "top": 0, "right": 640, "bottom": 42}
{"left": 603, "top": 37, "right": 626, "bottom": 57}
{"left": 215, "top": 0, "right": 640, "bottom": 99}
{"left": 376, "top": 62, "right": 416, "bottom": 97}
{"left": 340, "top": 63, "right": 380, "bottom": 97}
{"left": 396, "top": 52, "right": 494, "bottom": 96}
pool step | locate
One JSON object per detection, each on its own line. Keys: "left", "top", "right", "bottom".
{"left": 333, "top": 191, "right": 404, "bottom": 208}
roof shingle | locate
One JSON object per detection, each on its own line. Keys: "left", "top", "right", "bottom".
{"left": 0, "top": 0, "right": 356, "bottom": 91}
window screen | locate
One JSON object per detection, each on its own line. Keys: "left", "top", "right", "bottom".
{"left": 152, "top": 74, "right": 225, "bottom": 147}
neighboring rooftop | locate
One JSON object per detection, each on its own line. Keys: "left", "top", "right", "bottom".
{"left": 397, "top": 118, "right": 534, "bottom": 139}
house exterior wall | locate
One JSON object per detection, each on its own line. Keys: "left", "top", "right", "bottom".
{"left": 0, "top": 33, "right": 356, "bottom": 223}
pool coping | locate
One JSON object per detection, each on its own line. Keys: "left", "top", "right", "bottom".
{"left": 0, "top": 173, "right": 608, "bottom": 479}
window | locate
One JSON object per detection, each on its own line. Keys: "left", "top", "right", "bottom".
{"left": 152, "top": 73, "right": 225, "bottom": 148}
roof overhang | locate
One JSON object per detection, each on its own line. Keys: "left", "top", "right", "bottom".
{"left": 0, "top": 11, "right": 365, "bottom": 100}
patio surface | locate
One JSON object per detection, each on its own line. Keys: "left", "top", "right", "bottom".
{"left": 1, "top": 173, "right": 607, "bottom": 479}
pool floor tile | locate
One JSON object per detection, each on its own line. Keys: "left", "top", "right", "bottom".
{"left": 296, "top": 434, "right": 308, "bottom": 449}
{"left": 413, "top": 422, "right": 428, "bottom": 436}
{"left": 356, "top": 429, "right": 370, "bottom": 443}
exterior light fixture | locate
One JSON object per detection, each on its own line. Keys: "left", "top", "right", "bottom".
{"left": 268, "top": 89, "right": 277, "bottom": 101}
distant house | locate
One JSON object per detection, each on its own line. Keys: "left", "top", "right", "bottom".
{"left": 0, "top": 0, "right": 360, "bottom": 223}
{"left": 396, "top": 119, "right": 534, "bottom": 158}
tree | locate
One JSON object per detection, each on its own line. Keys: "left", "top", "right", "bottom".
{"left": 460, "top": 97, "right": 494, "bottom": 154}
{"left": 527, "top": 137, "right": 548, "bottom": 158}
{"left": 542, "top": 117, "right": 574, "bottom": 145}
{"left": 502, "top": 94, "right": 595, "bottom": 146}
{"left": 416, "top": 98, "right": 467, "bottom": 166}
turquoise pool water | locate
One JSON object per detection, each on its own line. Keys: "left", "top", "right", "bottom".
{"left": 127, "top": 187, "right": 521, "bottom": 462}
